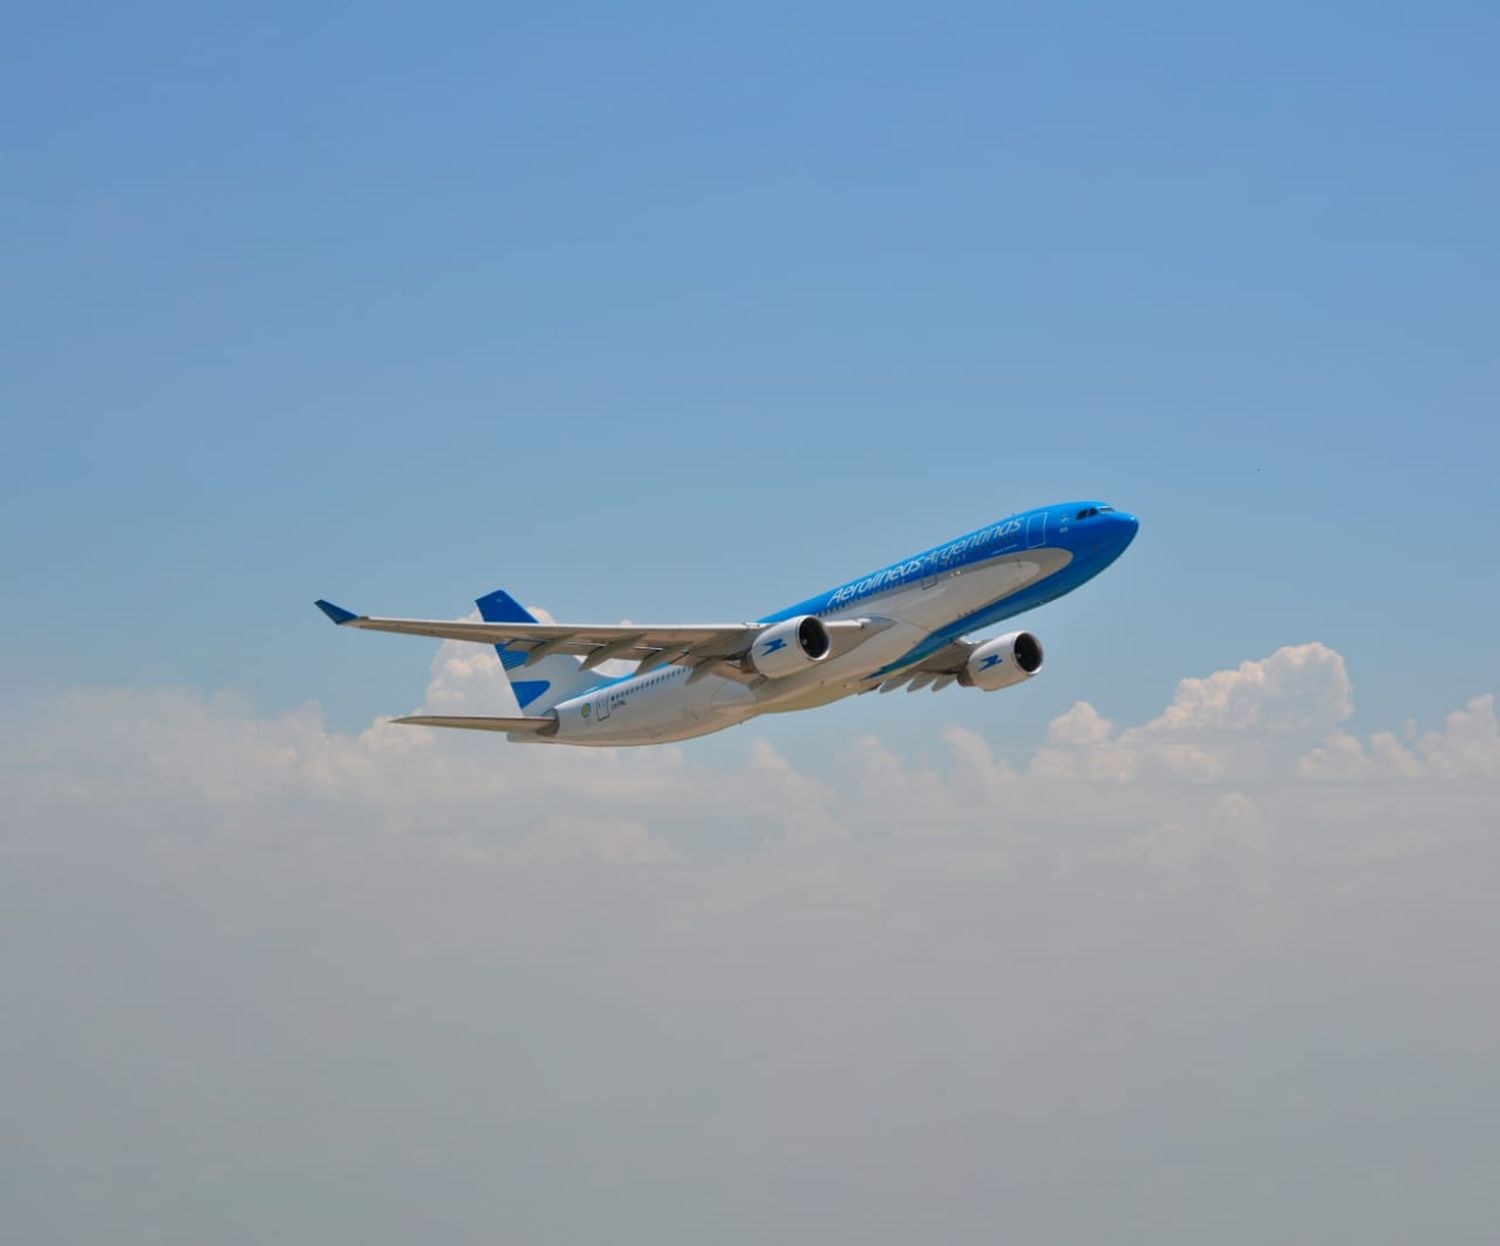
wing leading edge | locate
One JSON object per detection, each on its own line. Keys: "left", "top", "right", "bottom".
{"left": 314, "top": 599, "right": 877, "bottom": 671}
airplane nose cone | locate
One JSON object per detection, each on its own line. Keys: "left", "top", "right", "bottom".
{"left": 1108, "top": 510, "right": 1139, "bottom": 551}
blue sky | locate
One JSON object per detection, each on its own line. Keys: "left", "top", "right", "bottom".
{"left": 3, "top": 0, "right": 1495, "bottom": 758}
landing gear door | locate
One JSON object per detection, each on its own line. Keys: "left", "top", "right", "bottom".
{"left": 1026, "top": 511, "right": 1048, "bottom": 549}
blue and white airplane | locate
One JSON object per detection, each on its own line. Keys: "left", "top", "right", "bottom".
{"left": 316, "top": 501, "right": 1138, "bottom": 747}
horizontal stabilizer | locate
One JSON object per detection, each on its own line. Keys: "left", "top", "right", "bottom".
{"left": 392, "top": 714, "right": 558, "bottom": 735}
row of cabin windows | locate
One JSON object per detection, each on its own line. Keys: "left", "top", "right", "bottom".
{"left": 632, "top": 666, "right": 684, "bottom": 689}
{"left": 608, "top": 666, "right": 680, "bottom": 707}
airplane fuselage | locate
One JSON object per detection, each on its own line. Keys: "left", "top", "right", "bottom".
{"left": 535, "top": 501, "right": 1138, "bottom": 746}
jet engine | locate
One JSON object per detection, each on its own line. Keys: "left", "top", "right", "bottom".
{"left": 748, "top": 615, "right": 832, "bottom": 678}
{"left": 960, "top": 631, "right": 1044, "bottom": 691}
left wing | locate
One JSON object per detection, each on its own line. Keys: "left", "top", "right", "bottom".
{"left": 314, "top": 599, "right": 877, "bottom": 671}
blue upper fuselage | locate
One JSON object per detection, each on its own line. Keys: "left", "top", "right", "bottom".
{"left": 762, "top": 500, "right": 1139, "bottom": 669}
{"left": 583, "top": 502, "right": 1138, "bottom": 696}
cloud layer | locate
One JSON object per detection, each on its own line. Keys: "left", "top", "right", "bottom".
{"left": 3, "top": 643, "right": 1498, "bottom": 1245}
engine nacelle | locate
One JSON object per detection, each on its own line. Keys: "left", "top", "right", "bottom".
{"left": 748, "top": 615, "right": 832, "bottom": 678}
{"left": 961, "top": 631, "right": 1044, "bottom": 692}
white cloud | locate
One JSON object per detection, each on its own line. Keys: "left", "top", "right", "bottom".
{"left": 1136, "top": 641, "right": 1354, "bottom": 735}
{"left": 3, "top": 644, "right": 1498, "bottom": 1244}
{"left": 1298, "top": 694, "right": 1500, "bottom": 781}
{"left": 11, "top": 643, "right": 1489, "bottom": 857}
{"left": 1028, "top": 644, "right": 1356, "bottom": 785}
{"left": 1419, "top": 693, "right": 1500, "bottom": 777}
{"left": 423, "top": 632, "right": 520, "bottom": 714}
{"left": 1045, "top": 700, "right": 1116, "bottom": 746}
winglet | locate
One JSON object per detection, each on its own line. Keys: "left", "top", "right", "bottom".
{"left": 314, "top": 599, "right": 360, "bottom": 625}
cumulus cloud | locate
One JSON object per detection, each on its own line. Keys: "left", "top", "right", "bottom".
{"left": 3, "top": 643, "right": 1498, "bottom": 1244}
{"left": 1029, "top": 644, "right": 1357, "bottom": 785}
{"left": 1298, "top": 693, "right": 1500, "bottom": 781}
{"left": 10, "top": 641, "right": 1490, "bottom": 855}
{"left": 1296, "top": 692, "right": 1494, "bottom": 779}
{"left": 1139, "top": 641, "right": 1354, "bottom": 735}
{"left": 423, "top": 633, "right": 520, "bottom": 714}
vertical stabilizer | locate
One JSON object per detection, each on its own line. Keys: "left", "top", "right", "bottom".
{"left": 477, "top": 589, "right": 603, "bottom": 712}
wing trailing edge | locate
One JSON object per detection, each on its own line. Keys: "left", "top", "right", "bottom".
{"left": 313, "top": 599, "right": 887, "bottom": 671}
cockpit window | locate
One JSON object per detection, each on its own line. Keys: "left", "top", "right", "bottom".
{"left": 1075, "top": 507, "right": 1101, "bottom": 520}
{"left": 1098, "top": 505, "right": 1114, "bottom": 512}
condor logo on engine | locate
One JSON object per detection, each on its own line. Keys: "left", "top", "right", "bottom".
{"left": 964, "top": 632, "right": 1044, "bottom": 692}
{"left": 749, "top": 615, "right": 832, "bottom": 678}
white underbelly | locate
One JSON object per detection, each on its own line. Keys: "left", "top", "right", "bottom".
{"left": 539, "top": 549, "right": 1070, "bottom": 745}
{"left": 749, "top": 552, "right": 1061, "bottom": 708}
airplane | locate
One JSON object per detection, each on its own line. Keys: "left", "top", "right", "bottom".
{"left": 315, "top": 501, "right": 1138, "bottom": 747}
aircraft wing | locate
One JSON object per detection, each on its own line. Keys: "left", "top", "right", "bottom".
{"left": 315, "top": 599, "right": 879, "bottom": 670}
{"left": 870, "top": 640, "right": 976, "bottom": 693}
{"left": 392, "top": 714, "right": 558, "bottom": 735}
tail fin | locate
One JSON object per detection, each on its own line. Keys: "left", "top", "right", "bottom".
{"left": 477, "top": 589, "right": 603, "bottom": 713}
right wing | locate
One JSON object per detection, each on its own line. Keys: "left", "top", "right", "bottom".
{"left": 315, "top": 599, "right": 879, "bottom": 671}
